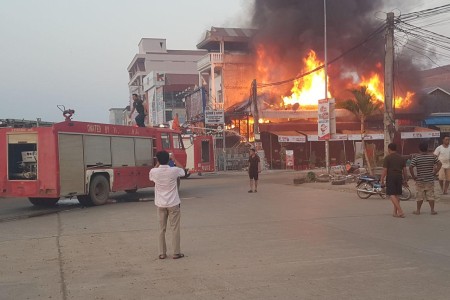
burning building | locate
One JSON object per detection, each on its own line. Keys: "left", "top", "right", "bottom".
{"left": 213, "top": 0, "right": 440, "bottom": 168}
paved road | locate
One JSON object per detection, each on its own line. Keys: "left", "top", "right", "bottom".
{"left": 1, "top": 171, "right": 450, "bottom": 299}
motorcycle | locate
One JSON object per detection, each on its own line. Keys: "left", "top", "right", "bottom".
{"left": 356, "top": 175, "right": 412, "bottom": 200}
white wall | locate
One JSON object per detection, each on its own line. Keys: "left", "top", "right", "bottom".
{"left": 138, "top": 38, "right": 167, "bottom": 54}
{"left": 144, "top": 53, "right": 203, "bottom": 75}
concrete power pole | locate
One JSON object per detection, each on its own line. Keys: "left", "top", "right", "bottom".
{"left": 324, "top": 0, "right": 330, "bottom": 174}
{"left": 252, "top": 79, "right": 259, "bottom": 138}
{"left": 384, "top": 12, "right": 395, "bottom": 155}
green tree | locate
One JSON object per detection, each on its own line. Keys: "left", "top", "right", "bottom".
{"left": 337, "top": 86, "right": 382, "bottom": 174}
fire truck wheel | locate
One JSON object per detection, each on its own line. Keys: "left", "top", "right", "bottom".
{"left": 89, "top": 175, "right": 110, "bottom": 205}
{"left": 28, "top": 197, "right": 59, "bottom": 206}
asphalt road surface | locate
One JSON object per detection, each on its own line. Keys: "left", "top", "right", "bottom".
{"left": 1, "top": 171, "right": 450, "bottom": 299}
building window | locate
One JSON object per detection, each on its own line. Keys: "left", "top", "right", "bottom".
{"left": 172, "top": 134, "right": 183, "bottom": 149}
{"left": 161, "top": 133, "right": 171, "bottom": 149}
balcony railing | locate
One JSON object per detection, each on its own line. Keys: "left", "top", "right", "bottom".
{"left": 197, "top": 53, "right": 224, "bottom": 70}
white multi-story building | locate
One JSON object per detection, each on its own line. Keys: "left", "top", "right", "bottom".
{"left": 127, "top": 38, "right": 206, "bottom": 126}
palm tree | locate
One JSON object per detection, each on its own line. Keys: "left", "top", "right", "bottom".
{"left": 337, "top": 86, "right": 382, "bottom": 174}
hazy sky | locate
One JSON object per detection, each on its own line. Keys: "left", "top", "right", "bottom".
{"left": 0, "top": 0, "right": 449, "bottom": 123}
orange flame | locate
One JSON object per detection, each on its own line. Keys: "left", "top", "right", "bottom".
{"left": 256, "top": 44, "right": 277, "bottom": 85}
{"left": 282, "top": 50, "right": 331, "bottom": 109}
{"left": 360, "top": 73, "right": 415, "bottom": 109}
{"left": 255, "top": 44, "right": 414, "bottom": 111}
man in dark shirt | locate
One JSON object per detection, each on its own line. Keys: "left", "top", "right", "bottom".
{"left": 248, "top": 148, "right": 261, "bottom": 193}
{"left": 381, "top": 143, "right": 408, "bottom": 218}
{"left": 409, "top": 141, "right": 441, "bottom": 215}
{"left": 129, "top": 94, "right": 146, "bottom": 127}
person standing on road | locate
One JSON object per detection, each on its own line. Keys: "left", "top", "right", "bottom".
{"left": 129, "top": 94, "right": 146, "bottom": 127}
{"left": 248, "top": 148, "right": 261, "bottom": 193}
{"left": 381, "top": 143, "right": 408, "bottom": 218}
{"left": 410, "top": 142, "right": 442, "bottom": 215}
{"left": 434, "top": 136, "right": 450, "bottom": 194}
{"left": 149, "top": 151, "right": 185, "bottom": 260}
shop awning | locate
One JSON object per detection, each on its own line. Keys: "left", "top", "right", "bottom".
{"left": 400, "top": 127, "right": 440, "bottom": 139}
{"left": 269, "top": 131, "right": 306, "bottom": 143}
{"left": 342, "top": 130, "right": 384, "bottom": 141}
{"left": 424, "top": 116, "right": 450, "bottom": 126}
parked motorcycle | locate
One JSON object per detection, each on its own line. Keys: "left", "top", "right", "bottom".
{"left": 356, "top": 175, "right": 412, "bottom": 200}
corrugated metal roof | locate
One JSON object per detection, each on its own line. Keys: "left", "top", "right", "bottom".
{"left": 422, "top": 86, "right": 450, "bottom": 96}
{"left": 197, "top": 27, "right": 258, "bottom": 49}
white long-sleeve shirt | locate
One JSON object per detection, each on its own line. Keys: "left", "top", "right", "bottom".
{"left": 149, "top": 165, "right": 185, "bottom": 208}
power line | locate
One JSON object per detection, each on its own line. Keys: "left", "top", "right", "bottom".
{"left": 257, "top": 23, "right": 386, "bottom": 88}
{"left": 400, "top": 3, "right": 450, "bottom": 22}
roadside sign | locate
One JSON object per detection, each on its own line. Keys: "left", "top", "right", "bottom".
{"left": 318, "top": 98, "right": 336, "bottom": 140}
{"left": 205, "top": 109, "right": 224, "bottom": 125}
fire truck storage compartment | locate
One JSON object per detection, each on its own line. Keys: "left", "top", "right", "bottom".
{"left": 7, "top": 133, "right": 38, "bottom": 180}
{"left": 58, "top": 133, "right": 154, "bottom": 197}
{"left": 84, "top": 135, "right": 112, "bottom": 167}
{"left": 134, "top": 138, "right": 153, "bottom": 166}
{"left": 58, "top": 134, "right": 85, "bottom": 196}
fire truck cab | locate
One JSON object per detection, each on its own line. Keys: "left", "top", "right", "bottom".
{"left": 0, "top": 120, "right": 187, "bottom": 206}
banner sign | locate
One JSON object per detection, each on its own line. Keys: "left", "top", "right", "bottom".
{"left": 318, "top": 98, "right": 336, "bottom": 140}
{"left": 285, "top": 150, "right": 294, "bottom": 167}
{"left": 308, "top": 134, "right": 347, "bottom": 142}
{"left": 401, "top": 131, "right": 440, "bottom": 139}
{"left": 278, "top": 135, "right": 306, "bottom": 143}
{"left": 347, "top": 133, "right": 384, "bottom": 141}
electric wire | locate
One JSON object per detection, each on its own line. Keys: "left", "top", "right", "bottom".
{"left": 257, "top": 23, "right": 387, "bottom": 88}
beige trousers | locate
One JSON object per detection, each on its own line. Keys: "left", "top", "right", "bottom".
{"left": 157, "top": 205, "right": 181, "bottom": 255}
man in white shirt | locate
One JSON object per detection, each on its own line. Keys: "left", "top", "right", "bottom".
{"left": 149, "top": 151, "right": 186, "bottom": 259}
{"left": 434, "top": 136, "right": 450, "bottom": 194}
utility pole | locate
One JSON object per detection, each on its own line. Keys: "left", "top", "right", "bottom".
{"left": 252, "top": 79, "right": 259, "bottom": 138}
{"left": 324, "top": 0, "right": 330, "bottom": 173}
{"left": 384, "top": 12, "right": 395, "bottom": 155}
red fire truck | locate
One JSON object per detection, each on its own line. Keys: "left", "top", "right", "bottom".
{"left": 0, "top": 119, "right": 187, "bottom": 206}
{"left": 183, "top": 135, "right": 215, "bottom": 176}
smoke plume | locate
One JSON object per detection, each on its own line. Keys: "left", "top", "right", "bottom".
{"left": 250, "top": 0, "right": 422, "bottom": 106}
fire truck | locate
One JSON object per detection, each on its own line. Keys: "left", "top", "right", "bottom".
{"left": 0, "top": 117, "right": 187, "bottom": 206}
{"left": 183, "top": 135, "right": 215, "bottom": 176}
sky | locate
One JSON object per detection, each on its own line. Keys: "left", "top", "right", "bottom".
{"left": 0, "top": 0, "right": 449, "bottom": 123}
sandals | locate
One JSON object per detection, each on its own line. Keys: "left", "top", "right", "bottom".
{"left": 248, "top": 190, "right": 253, "bottom": 193}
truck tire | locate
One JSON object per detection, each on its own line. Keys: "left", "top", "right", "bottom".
{"left": 88, "top": 175, "right": 110, "bottom": 206}
{"left": 28, "top": 197, "right": 59, "bottom": 206}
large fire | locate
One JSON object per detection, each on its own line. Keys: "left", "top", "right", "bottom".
{"left": 256, "top": 46, "right": 414, "bottom": 110}
{"left": 282, "top": 50, "right": 332, "bottom": 109}
{"left": 360, "top": 73, "right": 414, "bottom": 109}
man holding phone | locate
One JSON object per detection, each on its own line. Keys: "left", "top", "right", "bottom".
{"left": 149, "top": 151, "right": 185, "bottom": 259}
